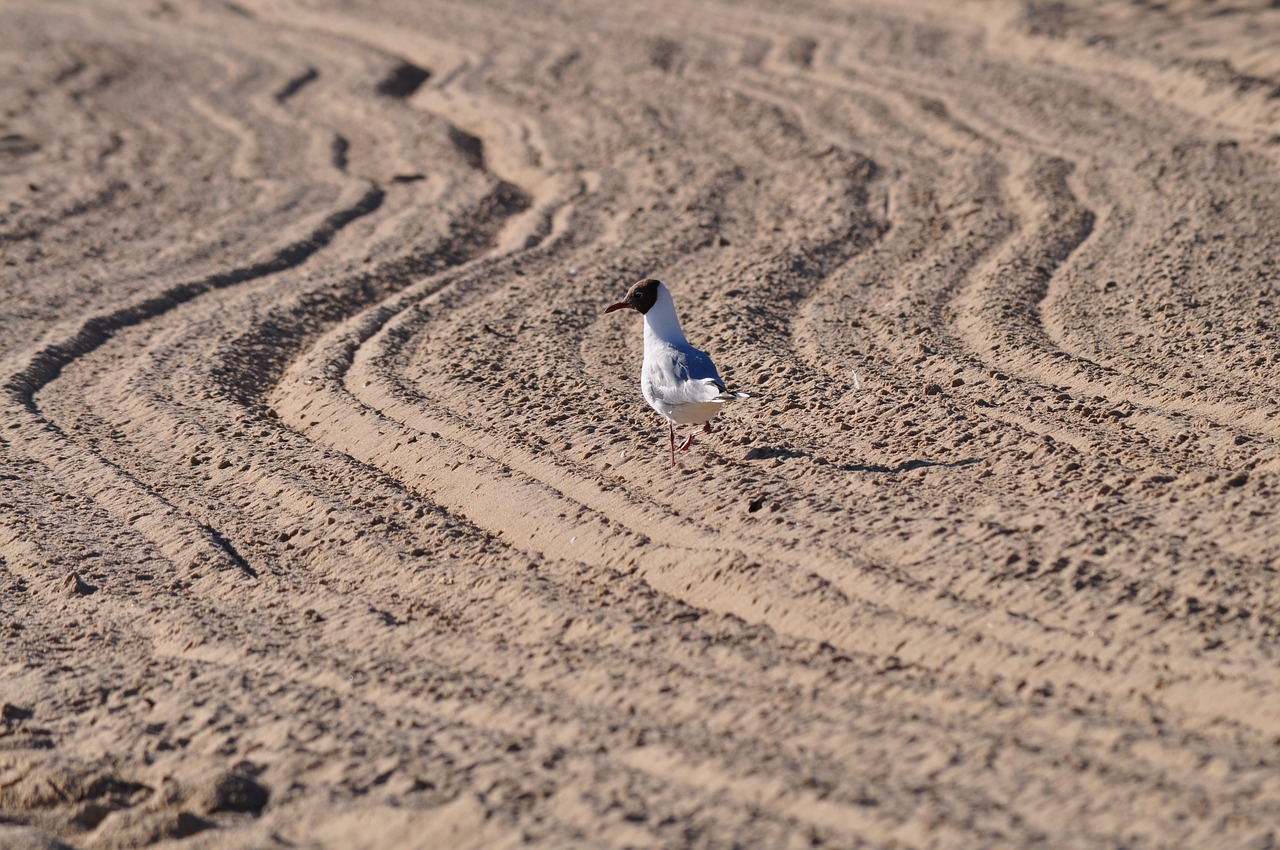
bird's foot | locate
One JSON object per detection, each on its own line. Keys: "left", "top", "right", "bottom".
{"left": 702, "top": 422, "right": 712, "bottom": 434}
{"left": 677, "top": 433, "right": 696, "bottom": 452}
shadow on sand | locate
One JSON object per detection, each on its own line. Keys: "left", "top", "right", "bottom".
{"left": 744, "top": 445, "right": 980, "bottom": 474}
{"left": 836, "top": 457, "right": 981, "bottom": 474}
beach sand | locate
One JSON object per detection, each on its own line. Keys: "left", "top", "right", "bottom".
{"left": 2, "top": 0, "right": 1279, "bottom": 846}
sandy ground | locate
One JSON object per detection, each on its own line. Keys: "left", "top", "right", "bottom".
{"left": 2, "top": 0, "right": 1280, "bottom": 846}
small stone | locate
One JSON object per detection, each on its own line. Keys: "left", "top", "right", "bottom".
{"left": 923, "top": 383, "right": 943, "bottom": 396}
{"left": 194, "top": 769, "right": 269, "bottom": 815}
{"left": 63, "top": 572, "right": 97, "bottom": 596}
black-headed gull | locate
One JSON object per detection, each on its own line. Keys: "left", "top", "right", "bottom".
{"left": 605, "top": 278, "right": 749, "bottom": 467}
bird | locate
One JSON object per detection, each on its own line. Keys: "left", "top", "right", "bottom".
{"left": 605, "top": 278, "right": 749, "bottom": 467}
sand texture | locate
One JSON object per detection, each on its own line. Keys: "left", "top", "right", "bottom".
{"left": 3, "top": 0, "right": 1280, "bottom": 846}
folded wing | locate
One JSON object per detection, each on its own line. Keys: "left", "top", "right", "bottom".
{"left": 646, "top": 344, "right": 749, "bottom": 407}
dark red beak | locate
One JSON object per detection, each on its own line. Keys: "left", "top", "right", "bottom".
{"left": 604, "top": 302, "right": 630, "bottom": 314}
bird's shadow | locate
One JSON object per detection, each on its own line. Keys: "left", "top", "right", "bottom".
{"left": 742, "top": 446, "right": 807, "bottom": 461}
{"left": 837, "top": 457, "right": 981, "bottom": 474}
{"left": 743, "top": 445, "right": 980, "bottom": 474}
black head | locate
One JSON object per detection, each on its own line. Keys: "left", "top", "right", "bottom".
{"left": 604, "top": 278, "right": 661, "bottom": 315}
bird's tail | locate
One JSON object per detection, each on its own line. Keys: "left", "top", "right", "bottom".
{"left": 708, "top": 378, "right": 751, "bottom": 401}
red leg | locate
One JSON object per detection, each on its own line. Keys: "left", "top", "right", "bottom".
{"left": 668, "top": 423, "right": 677, "bottom": 468}
{"left": 677, "top": 432, "right": 696, "bottom": 452}
{"left": 702, "top": 421, "right": 712, "bottom": 434}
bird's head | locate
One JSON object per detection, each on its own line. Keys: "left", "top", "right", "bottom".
{"left": 604, "top": 278, "right": 662, "bottom": 315}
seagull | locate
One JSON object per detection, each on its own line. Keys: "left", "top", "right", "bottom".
{"left": 605, "top": 278, "right": 749, "bottom": 467}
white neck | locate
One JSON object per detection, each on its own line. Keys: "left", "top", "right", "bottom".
{"left": 642, "top": 283, "right": 687, "bottom": 346}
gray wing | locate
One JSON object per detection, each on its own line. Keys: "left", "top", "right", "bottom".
{"left": 647, "top": 344, "right": 745, "bottom": 406}
{"left": 680, "top": 345, "right": 727, "bottom": 389}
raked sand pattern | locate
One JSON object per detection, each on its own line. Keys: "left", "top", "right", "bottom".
{"left": 2, "top": 0, "right": 1280, "bottom": 847}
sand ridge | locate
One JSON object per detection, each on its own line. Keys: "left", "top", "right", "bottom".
{"left": 2, "top": 0, "right": 1279, "bottom": 847}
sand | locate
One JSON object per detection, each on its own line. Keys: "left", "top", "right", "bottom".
{"left": 2, "top": 0, "right": 1279, "bottom": 846}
